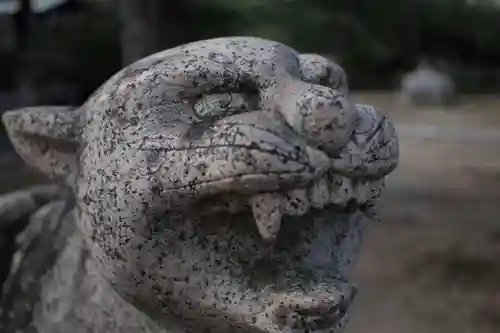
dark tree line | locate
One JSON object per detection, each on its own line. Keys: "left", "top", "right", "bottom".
{"left": 2, "top": 0, "right": 500, "bottom": 106}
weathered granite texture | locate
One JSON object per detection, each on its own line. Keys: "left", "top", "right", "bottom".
{"left": 400, "top": 61, "right": 456, "bottom": 106}
{"left": 0, "top": 37, "right": 399, "bottom": 333}
{"left": 0, "top": 185, "right": 62, "bottom": 301}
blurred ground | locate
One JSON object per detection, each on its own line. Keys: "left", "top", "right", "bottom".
{"left": 1, "top": 93, "right": 500, "bottom": 333}
{"left": 347, "top": 93, "right": 500, "bottom": 333}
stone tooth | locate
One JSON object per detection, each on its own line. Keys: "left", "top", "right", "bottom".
{"left": 353, "top": 179, "right": 369, "bottom": 204}
{"left": 309, "top": 177, "right": 330, "bottom": 209}
{"left": 355, "top": 178, "right": 385, "bottom": 206}
{"left": 282, "top": 189, "right": 310, "bottom": 216}
{"left": 249, "top": 193, "right": 284, "bottom": 242}
{"left": 368, "top": 178, "right": 385, "bottom": 203}
{"left": 329, "top": 175, "right": 353, "bottom": 206}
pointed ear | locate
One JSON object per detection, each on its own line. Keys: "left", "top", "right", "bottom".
{"left": 2, "top": 106, "right": 81, "bottom": 188}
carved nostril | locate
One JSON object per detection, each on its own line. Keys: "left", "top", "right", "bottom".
{"left": 264, "top": 80, "right": 357, "bottom": 156}
{"left": 302, "top": 96, "right": 356, "bottom": 155}
{"left": 303, "top": 103, "right": 340, "bottom": 150}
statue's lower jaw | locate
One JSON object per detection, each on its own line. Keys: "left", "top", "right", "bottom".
{"left": 107, "top": 206, "right": 364, "bottom": 333}
{"left": 137, "top": 277, "right": 356, "bottom": 333}
{"left": 265, "top": 281, "right": 357, "bottom": 332}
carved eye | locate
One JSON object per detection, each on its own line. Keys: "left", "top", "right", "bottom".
{"left": 193, "top": 92, "right": 256, "bottom": 120}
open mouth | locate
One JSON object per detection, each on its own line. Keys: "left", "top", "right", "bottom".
{"left": 133, "top": 98, "right": 395, "bottom": 230}
{"left": 189, "top": 169, "right": 379, "bottom": 242}
{"left": 137, "top": 113, "right": 383, "bottom": 242}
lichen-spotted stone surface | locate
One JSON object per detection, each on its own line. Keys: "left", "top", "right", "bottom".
{"left": 0, "top": 36, "right": 399, "bottom": 333}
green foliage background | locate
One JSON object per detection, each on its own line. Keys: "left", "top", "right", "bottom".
{"left": 3, "top": 0, "right": 500, "bottom": 105}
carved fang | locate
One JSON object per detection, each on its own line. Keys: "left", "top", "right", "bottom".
{"left": 249, "top": 193, "right": 284, "bottom": 242}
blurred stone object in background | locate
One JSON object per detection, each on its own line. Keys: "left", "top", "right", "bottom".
{"left": 400, "top": 61, "right": 456, "bottom": 107}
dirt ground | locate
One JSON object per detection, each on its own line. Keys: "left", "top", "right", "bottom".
{"left": 1, "top": 93, "right": 500, "bottom": 333}
{"left": 347, "top": 93, "right": 500, "bottom": 333}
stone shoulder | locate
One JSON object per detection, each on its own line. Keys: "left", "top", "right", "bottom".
{"left": 0, "top": 186, "right": 74, "bottom": 333}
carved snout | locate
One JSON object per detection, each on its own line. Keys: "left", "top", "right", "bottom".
{"left": 262, "top": 79, "right": 357, "bottom": 157}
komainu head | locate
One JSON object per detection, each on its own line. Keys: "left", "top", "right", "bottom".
{"left": 2, "top": 37, "right": 398, "bottom": 333}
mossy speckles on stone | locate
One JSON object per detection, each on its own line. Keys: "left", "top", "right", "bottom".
{"left": 0, "top": 36, "right": 399, "bottom": 333}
